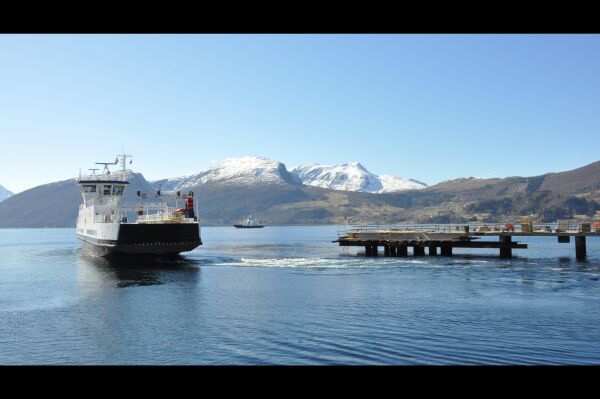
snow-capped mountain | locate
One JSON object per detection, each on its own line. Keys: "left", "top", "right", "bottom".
{"left": 151, "top": 156, "right": 300, "bottom": 191}
{"left": 291, "top": 162, "right": 427, "bottom": 193}
{"left": 150, "top": 156, "right": 426, "bottom": 193}
{"left": 0, "top": 184, "right": 13, "bottom": 202}
{"left": 291, "top": 162, "right": 381, "bottom": 192}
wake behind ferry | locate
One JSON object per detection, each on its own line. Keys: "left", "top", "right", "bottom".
{"left": 76, "top": 153, "right": 202, "bottom": 256}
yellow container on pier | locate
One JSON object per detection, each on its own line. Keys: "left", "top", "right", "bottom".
{"left": 520, "top": 217, "right": 533, "bottom": 233}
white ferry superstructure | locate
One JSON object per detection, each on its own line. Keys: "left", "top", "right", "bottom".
{"left": 76, "top": 153, "right": 202, "bottom": 256}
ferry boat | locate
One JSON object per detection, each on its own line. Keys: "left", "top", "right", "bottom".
{"left": 76, "top": 153, "right": 202, "bottom": 256}
{"left": 233, "top": 215, "right": 264, "bottom": 228}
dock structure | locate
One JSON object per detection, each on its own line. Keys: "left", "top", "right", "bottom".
{"left": 334, "top": 222, "right": 600, "bottom": 260}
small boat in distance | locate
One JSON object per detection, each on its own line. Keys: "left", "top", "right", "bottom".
{"left": 234, "top": 215, "right": 265, "bottom": 228}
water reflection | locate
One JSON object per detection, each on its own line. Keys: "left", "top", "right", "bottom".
{"left": 77, "top": 253, "right": 201, "bottom": 291}
{"left": 73, "top": 253, "right": 204, "bottom": 363}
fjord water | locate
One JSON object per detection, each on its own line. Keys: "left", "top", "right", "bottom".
{"left": 1, "top": 226, "right": 600, "bottom": 365}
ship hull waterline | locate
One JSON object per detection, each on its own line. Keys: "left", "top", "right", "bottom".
{"left": 78, "top": 223, "right": 202, "bottom": 256}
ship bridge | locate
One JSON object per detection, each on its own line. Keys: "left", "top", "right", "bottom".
{"left": 77, "top": 154, "right": 132, "bottom": 205}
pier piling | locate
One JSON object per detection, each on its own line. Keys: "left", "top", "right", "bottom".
{"left": 575, "top": 236, "right": 587, "bottom": 260}
{"left": 428, "top": 244, "right": 438, "bottom": 256}
{"left": 371, "top": 244, "right": 378, "bottom": 257}
{"left": 398, "top": 244, "right": 408, "bottom": 257}
{"left": 499, "top": 235, "right": 512, "bottom": 259}
{"left": 440, "top": 244, "right": 453, "bottom": 256}
{"left": 414, "top": 245, "right": 425, "bottom": 256}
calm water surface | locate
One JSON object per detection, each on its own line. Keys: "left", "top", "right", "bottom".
{"left": 1, "top": 226, "right": 600, "bottom": 365}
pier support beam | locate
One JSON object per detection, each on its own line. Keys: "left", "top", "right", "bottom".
{"left": 499, "top": 235, "right": 512, "bottom": 259}
{"left": 413, "top": 245, "right": 425, "bottom": 257}
{"left": 398, "top": 244, "right": 408, "bottom": 257}
{"left": 440, "top": 244, "right": 453, "bottom": 256}
{"left": 364, "top": 245, "right": 371, "bottom": 257}
{"left": 428, "top": 244, "right": 438, "bottom": 256}
{"left": 384, "top": 245, "right": 390, "bottom": 257}
{"left": 575, "top": 236, "right": 587, "bottom": 260}
{"left": 371, "top": 244, "right": 378, "bottom": 257}
{"left": 390, "top": 246, "right": 397, "bottom": 257}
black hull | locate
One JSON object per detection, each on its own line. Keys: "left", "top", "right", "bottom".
{"left": 78, "top": 223, "right": 202, "bottom": 256}
{"left": 233, "top": 225, "right": 265, "bottom": 228}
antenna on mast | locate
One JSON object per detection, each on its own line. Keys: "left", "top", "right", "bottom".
{"left": 117, "top": 151, "right": 133, "bottom": 173}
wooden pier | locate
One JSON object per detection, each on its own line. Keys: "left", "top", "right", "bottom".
{"left": 334, "top": 223, "right": 600, "bottom": 260}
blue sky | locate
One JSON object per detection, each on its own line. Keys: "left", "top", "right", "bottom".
{"left": 1, "top": 34, "right": 600, "bottom": 193}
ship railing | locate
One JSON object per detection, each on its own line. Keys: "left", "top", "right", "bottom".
{"left": 78, "top": 170, "right": 130, "bottom": 182}
{"left": 94, "top": 214, "right": 119, "bottom": 223}
{"left": 126, "top": 203, "right": 195, "bottom": 224}
{"left": 119, "top": 203, "right": 172, "bottom": 212}
{"left": 89, "top": 197, "right": 120, "bottom": 206}
{"left": 136, "top": 213, "right": 195, "bottom": 224}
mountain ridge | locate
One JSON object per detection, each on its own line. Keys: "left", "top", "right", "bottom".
{"left": 1, "top": 158, "right": 600, "bottom": 227}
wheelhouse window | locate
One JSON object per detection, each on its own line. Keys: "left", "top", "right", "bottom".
{"left": 83, "top": 185, "right": 96, "bottom": 193}
{"left": 112, "top": 185, "right": 125, "bottom": 196}
{"left": 103, "top": 185, "right": 112, "bottom": 196}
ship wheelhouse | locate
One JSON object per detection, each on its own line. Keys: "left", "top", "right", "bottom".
{"left": 78, "top": 179, "right": 130, "bottom": 203}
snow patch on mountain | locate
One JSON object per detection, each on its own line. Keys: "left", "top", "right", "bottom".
{"left": 0, "top": 184, "right": 13, "bottom": 202}
{"left": 378, "top": 175, "right": 428, "bottom": 192}
{"left": 291, "top": 162, "right": 427, "bottom": 193}
{"left": 438, "top": 176, "right": 483, "bottom": 184}
{"left": 151, "top": 156, "right": 299, "bottom": 191}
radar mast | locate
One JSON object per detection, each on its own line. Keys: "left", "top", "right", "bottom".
{"left": 117, "top": 151, "right": 133, "bottom": 173}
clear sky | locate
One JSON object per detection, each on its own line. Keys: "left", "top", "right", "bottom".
{"left": 1, "top": 34, "right": 600, "bottom": 193}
